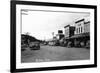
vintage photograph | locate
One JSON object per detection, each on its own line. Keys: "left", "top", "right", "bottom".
{"left": 11, "top": 1, "right": 97, "bottom": 72}
{"left": 21, "top": 9, "right": 90, "bottom": 63}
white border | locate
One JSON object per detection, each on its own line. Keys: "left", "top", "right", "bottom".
{"left": 16, "top": 4, "right": 94, "bottom": 69}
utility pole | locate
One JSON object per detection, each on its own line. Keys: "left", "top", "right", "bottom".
{"left": 52, "top": 32, "right": 54, "bottom": 38}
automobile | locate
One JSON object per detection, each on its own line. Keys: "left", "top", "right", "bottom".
{"left": 85, "top": 40, "right": 90, "bottom": 49}
{"left": 44, "top": 42, "right": 48, "bottom": 45}
{"left": 29, "top": 41, "right": 40, "bottom": 50}
{"left": 21, "top": 44, "right": 28, "bottom": 51}
{"left": 67, "top": 42, "right": 72, "bottom": 47}
{"left": 48, "top": 41, "right": 54, "bottom": 46}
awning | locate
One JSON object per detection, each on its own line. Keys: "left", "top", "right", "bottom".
{"left": 65, "top": 37, "right": 70, "bottom": 40}
{"left": 70, "top": 32, "right": 90, "bottom": 39}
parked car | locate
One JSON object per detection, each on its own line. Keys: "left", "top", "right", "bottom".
{"left": 85, "top": 40, "right": 90, "bottom": 48}
{"left": 21, "top": 44, "right": 28, "bottom": 51}
{"left": 44, "top": 42, "right": 48, "bottom": 45}
{"left": 29, "top": 41, "right": 40, "bottom": 50}
{"left": 48, "top": 41, "right": 54, "bottom": 46}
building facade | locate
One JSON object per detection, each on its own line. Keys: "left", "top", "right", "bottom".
{"left": 56, "top": 30, "right": 64, "bottom": 40}
{"left": 72, "top": 16, "right": 90, "bottom": 47}
{"left": 75, "top": 19, "right": 85, "bottom": 34}
{"left": 75, "top": 17, "right": 90, "bottom": 34}
{"left": 64, "top": 25, "right": 75, "bottom": 38}
{"left": 84, "top": 16, "right": 90, "bottom": 33}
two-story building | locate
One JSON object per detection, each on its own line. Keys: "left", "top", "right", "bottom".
{"left": 70, "top": 17, "right": 90, "bottom": 48}
{"left": 64, "top": 25, "right": 75, "bottom": 38}
{"left": 74, "top": 19, "right": 85, "bottom": 34}
{"left": 60, "top": 25, "right": 75, "bottom": 47}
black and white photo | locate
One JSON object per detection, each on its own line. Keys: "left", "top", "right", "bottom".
{"left": 21, "top": 8, "right": 90, "bottom": 63}
{"left": 11, "top": 0, "right": 97, "bottom": 72}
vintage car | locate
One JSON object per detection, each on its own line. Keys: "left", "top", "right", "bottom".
{"left": 85, "top": 40, "right": 90, "bottom": 49}
{"left": 21, "top": 44, "right": 28, "bottom": 51}
{"left": 48, "top": 41, "right": 54, "bottom": 46}
{"left": 29, "top": 41, "right": 40, "bottom": 50}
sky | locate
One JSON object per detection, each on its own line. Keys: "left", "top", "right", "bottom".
{"left": 22, "top": 9, "right": 90, "bottom": 40}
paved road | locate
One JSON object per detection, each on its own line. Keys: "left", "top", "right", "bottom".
{"left": 21, "top": 45, "right": 90, "bottom": 63}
